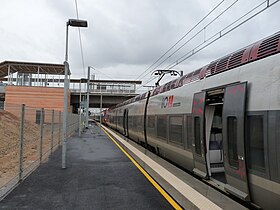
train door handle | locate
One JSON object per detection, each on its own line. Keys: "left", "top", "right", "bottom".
{"left": 238, "top": 155, "right": 244, "bottom": 161}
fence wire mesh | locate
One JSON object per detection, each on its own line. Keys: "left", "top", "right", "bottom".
{"left": 0, "top": 103, "right": 79, "bottom": 199}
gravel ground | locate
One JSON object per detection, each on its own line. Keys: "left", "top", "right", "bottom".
{"left": 0, "top": 110, "right": 59, "bottom": 188}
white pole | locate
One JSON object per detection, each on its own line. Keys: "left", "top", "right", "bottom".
{"left": 37, "top": 66, "right": 40, "bottom": 86}
{"left": 8, "top": 64, "right": 10, "bottom": 85}
{"left": 62, "top": 22, "right": 69, "bottom": 169}
{"left": 79, "top": 80, "right": 82, "bottom": 136}
{"left": 86, "top": 66, "right": 90, "bottom": 128}
{"left": 99, "top": 93, "right": 102, "bottom": 133}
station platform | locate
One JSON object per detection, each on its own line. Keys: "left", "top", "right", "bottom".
{"left": 0, "top": 123, "right": 173, "bottom": 209}
{"left": 0, "top": 122, "right": 247, "bottom": 210}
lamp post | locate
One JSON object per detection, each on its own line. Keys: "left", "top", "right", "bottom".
{"left": 99, "top": 92, "right": 102, "bottom": 133}
{"left": 62, "top": 19, "right": 88, "bottom": 169}
{"left": 79, "top": 79, "right": 82, "bottom": 136}
{"left": 86, "top": 66, "right": 95, "bottom": 128}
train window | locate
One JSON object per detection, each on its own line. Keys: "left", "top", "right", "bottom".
{"left": 119, "top": 113, "right": 122, "bottom": 123}
{"left": 133, "top": 116, "right": 138, "bottom": 131}
{"left": 169, "top": 116, "right": 183, "bottom": 144}
{"left": 137, "top": 116, "right": 143, "bottom": 130}
{"left": 194, "top": 117, "right": 202, "bottom": 155}
{"left": 147, "top": 115, "right": 156, "bottom": 137}
{"left": 148, "top": 115, "right": 155, "bottom": 128}
{"left": 227, "top": 117, "right": 238, "bottom": 168}
{"left": 131, "top": 116, "right": 135, "bottom": 128}
{"left": 157, "top": 115, "right": 167, "bottom": 139}
{"left": 128, "top": 116, "right": 133, "bottom": 129}
{"left": 247, "top": 115, "right": 265, "bottom": 172}
{"left": 186, "top": 116, "right": 193, "bottom": 148}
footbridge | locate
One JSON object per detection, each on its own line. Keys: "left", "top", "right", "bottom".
{"left": 69, "top": 79, "right": 141, "bottom": 111}
{"left": 0, "top": 60, "right": 142, "bottom": 113}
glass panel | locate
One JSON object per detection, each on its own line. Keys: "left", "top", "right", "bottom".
{"left": 148, "top": 116, "right": 155, "bottom": 128}
{"left": 194, "top": 117, "right": 201, "bottom": 155}
{"left": 157, "top": 115, "right": 167, "bottom": 139}
{"left": 187, "top": 116, "right": 193, "bottom": 148}
{"left": 228, "top": 117, "right": 238, "bottom": 168}
{"left": 132, "top": 116, "right": 136, "bottom": 130}
{"left": 169, "top": 116, "right": 183, "bottom": 144}
{"left": 134, "top": 116, "right": 143, "bottom": 132}
{"left": 247, "top": 115, "right": 265, "bottom": 172}
{"left": 137, "top": 116, "right": 143, "bottom": 129}
{"left": 128, "top": 116, "right": 133, "bottom": 128}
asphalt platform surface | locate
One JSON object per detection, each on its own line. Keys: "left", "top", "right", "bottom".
{"left": 0, "top": 123, "right": 173, "bottom": 210}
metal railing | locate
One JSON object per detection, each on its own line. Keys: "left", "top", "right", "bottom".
{"left": 69, "top": 82, "right": 137, "bottom": 94}
{"left": 0, "top": 103, "right": 79, "bottom": 200}
{"left": 70, "top": 88, "right": 136, "bottom": 94}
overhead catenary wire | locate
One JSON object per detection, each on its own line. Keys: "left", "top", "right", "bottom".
{"left": 166, "top": 0, "right": 280, "bottom": 70}
{"left": 136, "top": 0, "right": 238, "bottom": 89}
{"left": 141, "top": 0, "right": 239, "bottom": 80}
{"left": 92, "top": 68, "right": 115, "bottom": 80}
{"left": 138, "top": 0, "right": 280, "bottom": 90}
{"left": 75, "top": 0, "right": 86, "bottom": 77}
{"left": 134, "top": 0, "right": 225, "bottom": 81}
{"left": 137, "top": 75, "right": 158, "bottom": 91}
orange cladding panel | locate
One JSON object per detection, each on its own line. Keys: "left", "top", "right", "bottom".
{"left": 5, "top": 86, "right": 70, "bottom": 111}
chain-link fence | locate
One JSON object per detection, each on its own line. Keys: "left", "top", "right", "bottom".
{"left": 0, "top": 103, "right": 80, "bottom": 200}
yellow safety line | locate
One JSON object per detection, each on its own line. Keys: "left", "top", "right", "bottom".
{"left": 102, "top": 127, "right": 183, "bottom": 210}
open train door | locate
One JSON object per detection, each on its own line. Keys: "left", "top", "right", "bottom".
{"left": 222, "top": 82, "right": 250, "bottom": 201}
{"left": 192, "top": 91, "right": 208, "bottom": 179}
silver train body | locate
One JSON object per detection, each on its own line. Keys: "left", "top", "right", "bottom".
{"left": 106, "top": 32, "right": 280, "bottom": 209}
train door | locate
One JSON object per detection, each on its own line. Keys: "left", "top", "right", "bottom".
{"left": 123, "top": 109, "right": 128, "bottom": 136}
{"left": 204, "top": 88, "right": 225, "bottom": 181}
{"left": 222, "top": 82, "right": 250, "bottom": 201}
{"left": 191, "top": 91, "right": 208, "bottom": 178}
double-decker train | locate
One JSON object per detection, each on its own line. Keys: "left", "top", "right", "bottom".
{"left": 105, "top": 31, "right": 280, "bottom": 209}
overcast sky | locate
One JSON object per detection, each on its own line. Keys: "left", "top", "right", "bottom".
{"left": 1, "top": 0, "right": 280, "bottom": 91}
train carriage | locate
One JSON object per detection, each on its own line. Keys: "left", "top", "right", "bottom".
{"left": 105, "top": 31, "right": 280, "bottom": 209}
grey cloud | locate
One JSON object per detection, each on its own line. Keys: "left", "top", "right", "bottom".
{"left": 1, "top": 0, "right": 280, "bottom": 87}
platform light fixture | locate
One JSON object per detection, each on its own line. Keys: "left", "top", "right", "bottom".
{"left": 68, "top": 19, "right": 88, "bottom": 27}
{"left": 86, "top": 66, "right": 95, "bottom": 128}
{"left": 62, "top": 19, "right": 88, "bottom": 169}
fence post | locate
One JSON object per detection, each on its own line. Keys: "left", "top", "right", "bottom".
{"left": 83, "top": 113, "right": 85, "bottom": 131}
{"left": 79, "top": 109, "right": 81, "bottom": 136}
{"left": 72, "top": 113, "right": 73, "bottom": 135}
{"left": 18, "top": 104, "right": 25, "bottom": 182}
{"left": 51, "top": 110, "right": 54, "bottom": 153}
{"left": 76, "top": 114, "right": 79, "bottom": 132}
{"left": 70, "top": 113, "right": 72, "bottom": 136}
{"left": 39, "top": 108, "right": 44, "bottom": 163}
{"left": 71, "top": 113, "right": 74, "bottom": 135}
{"left": 58, "top": 111, "right": 61, "bottom": 144}
{"left": 75, "top": 114, "right": 77, "bottom": 133}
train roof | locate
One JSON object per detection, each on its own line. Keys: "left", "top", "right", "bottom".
{"left": 112, "top": 31, "right": 280, "bottom": 109}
